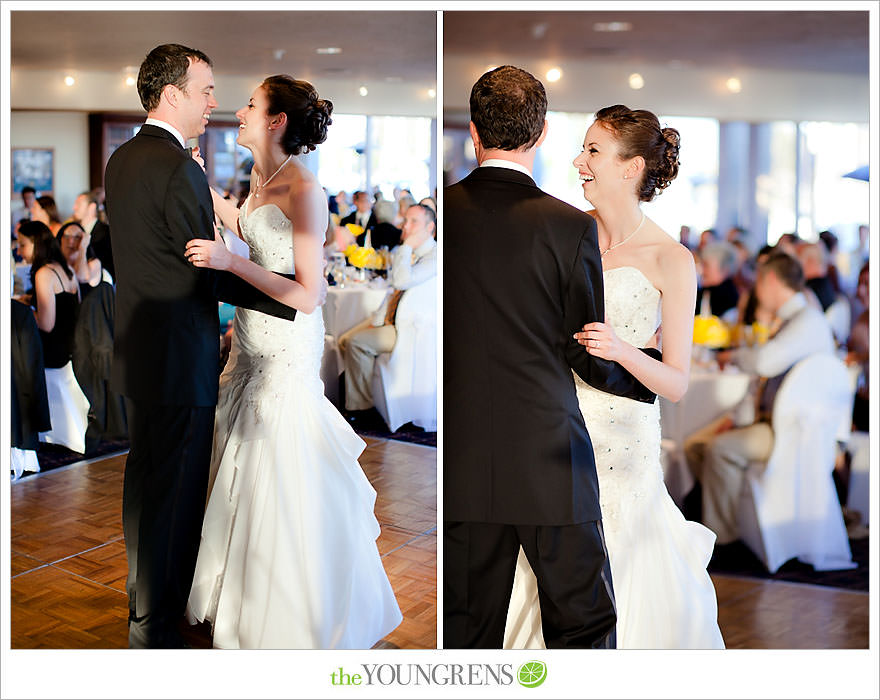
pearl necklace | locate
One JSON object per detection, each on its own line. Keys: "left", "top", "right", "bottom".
{"left": 600, "top": 212, "right": 646, "bottom": 257}
{"left": 253, "top": 155, "right": 292, "bottom": 198}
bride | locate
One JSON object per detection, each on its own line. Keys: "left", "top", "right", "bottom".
{"left": 183, "top": 75, "right": 402, "bottom": 648}
{"left": 504, "top": 105, "right": 724, "bottom": 649}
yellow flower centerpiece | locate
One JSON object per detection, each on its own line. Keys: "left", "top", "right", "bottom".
{"left": 344, "top": 223, "right": 365, "bottom": 238}
{"left": 692, "top": 314, "right": 731, "bottom": 349}
{"left": 344, "top": 243, "right": 387, "bottom": 271}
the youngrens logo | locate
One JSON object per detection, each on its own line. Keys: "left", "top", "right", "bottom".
{"left": 329, "top": 661, "right": 547, "bottom": 688}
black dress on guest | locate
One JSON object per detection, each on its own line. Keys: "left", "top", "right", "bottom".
{"left": 38, "top": 269, "right": 80, "bottom": 369}
{"left": 806, "top": 275, "right": 837, "bottom": 312}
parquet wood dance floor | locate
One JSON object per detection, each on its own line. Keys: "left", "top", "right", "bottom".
{"left": 10, "top": 436, "right": 436, "bottom": 650}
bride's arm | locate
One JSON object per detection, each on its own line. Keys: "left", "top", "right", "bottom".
{"left": 210, "top": 188, "right": 244, "bottom": 237}
{"left": 185, "top": 178, "right": 327, "bottom": 314}
{"left": 577, "top": 244, "right": 696, "bottom": 402}
{"left": 192, "top": 147, "right": 247, "bottom": 238}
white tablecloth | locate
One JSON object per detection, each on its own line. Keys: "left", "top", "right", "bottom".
{"left": 659, "top": 369, "right": 752, "bottom": 505}
{"left": 322, "top": 285, "right": 388, "bottom": 338}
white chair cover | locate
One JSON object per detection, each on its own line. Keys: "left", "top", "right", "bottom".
{"left": 824, "top": 296, "right": 851, "bottom": 345}
{"left": 846, "top": 431, "right": 870, "bottom": 527}
{"left": 38, "top": 361, "right": 90, "bottom": 455}
{"left": 10, "top": 448, "right": 40, "bottom": 480}
{"left": 372, "top": 276, "right": 437, "bottom": 432}
{"left": 737, "top": 354, "right": 856, "bottom": 573}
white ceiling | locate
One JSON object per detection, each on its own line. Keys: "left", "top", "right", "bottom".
{"left": 11, "top": 10, "right": 437, "bottom": 84}
{"left": 442, "top": 9, "right": 872, "bottom": 123}
{"left": 443, "top": 10, "right": 869, "bottom": 75}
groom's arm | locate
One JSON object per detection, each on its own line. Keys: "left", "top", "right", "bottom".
{"left": 166, "top": 158, "right": 296, "bottom": 321}
{"left": 563, "top": 222, "right": 658, "bottom": 403}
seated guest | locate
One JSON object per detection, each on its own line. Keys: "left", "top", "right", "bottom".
{"left": 736, "top": 245, "right": 775, "bottom": 328}
{"left": 338, "top": 204, "right": 437, "bottom": 413}
{"left": 419, "top": 196, "right": 437, "bottom": 213}
{"left": 11, "top": 186, "right": 36, "bottom": 237}
{"left": 10, "top": 298, "right": 52, "bottom": 478}
{"left": 798, "top": 241, "right": 837, "bottom": 312}
{"left": 361, "top": 199, "right": 401, "bottom": 250}
{"left": 696, "top": 241, "right": 740, "bottom": 320}
{"left": 775, "top": 232, "right": 801, "bottom": 257}
{"left": 334, "top": 191, "right": 351, "bottom": 221}
{"left": 817, "top": 230, "right": 844, "bottom": 297}
{"left": 30, "top": 195, "right": 63, "bottom": 236}
{"left": 697, "top": 227, "right": 718, "bottom": 253}
{"left": 393, "top": 193, "right": 416, "bottom": 228}
{"left": 73, "top": 188, "right": 114, "bottom": 279}
{"left": 16, "top": 221, "right": 90, "bottom": 454}
{"left": 846, "top": 262, "right": 869, "bottom": 433}
{"left": 340, "top": 190, "right": 376, "bottom": 231}
{"left": 684, "top": 251, "right": 835, "bottom": 545}
{"left": 56, "top": 221, "right": 108, "bottom": 298}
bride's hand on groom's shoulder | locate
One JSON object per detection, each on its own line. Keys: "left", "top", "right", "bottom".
{"left": 575, "top": 320, "right": 624, "bottom": 361}
{"left": 185, "top": 230, "right": 232, "bottom": 271}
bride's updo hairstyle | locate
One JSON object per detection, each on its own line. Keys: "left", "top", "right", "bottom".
{"left": 261, "top": 75, "right": 333, "bottom": 156}
{"left": 594, "top": 105, "right": 680, "bottom": 202}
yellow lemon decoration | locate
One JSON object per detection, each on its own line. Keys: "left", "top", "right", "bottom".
{"left": 344, "top": 223, "right": 365, "bottom": 237}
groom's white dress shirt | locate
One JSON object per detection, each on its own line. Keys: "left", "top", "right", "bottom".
{"left": 144, "top": 118, "right": 186, "bottom": 148}
{"left": 480, "top": 158, "right": 533, "bottom": 177}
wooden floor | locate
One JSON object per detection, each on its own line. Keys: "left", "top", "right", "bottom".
{"left": 10, "top": 439, "right": 868, "bottom": 650}
{"left": 10, "top": 435, "right": 436, "bottom": 649}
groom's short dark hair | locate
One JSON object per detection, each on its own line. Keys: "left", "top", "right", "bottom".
{"left": 138, "top": 43, "right": 212, "bottom": 112}
{"left": 469, "top": 66, "right": 547, "bottom": 151}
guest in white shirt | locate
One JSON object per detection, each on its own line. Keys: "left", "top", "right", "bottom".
{"left": 684, "top": 251, "right": 835, "bottom": 544}
{"left": 338, "top": 204, "right": 437, "bottom": 413}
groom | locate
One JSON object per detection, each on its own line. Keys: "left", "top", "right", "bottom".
{"left": 444, "top": 66, "right": 659, "bottom": 648}
{"left": 104, "top": 44, "right": 298, "bottom": 648}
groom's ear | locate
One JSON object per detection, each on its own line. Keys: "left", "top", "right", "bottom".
{"left": 468, "top": 121, "right": 481, "bottom": 149}
{"left": 534, "top": 119, "right": 549, "bottom": 149}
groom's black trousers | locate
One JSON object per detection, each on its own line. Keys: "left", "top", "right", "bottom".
{"left": 123, "top": 398, "right": 214, "bottom": 648}
{"left": 444, "top": 520, "right": 616, "bottom": 649}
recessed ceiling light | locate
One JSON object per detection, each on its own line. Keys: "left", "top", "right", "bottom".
{"left": 629, "top": 73, "right": 644, "bottom": 90}
{"left": 726, "top": 77, "right": 742, "bottom": 93}
{"left": 273, "top": 49, "right": 286, "bottom": 61}
{"left": 546, "top": 67, "right": 562, "bottom": 83}
{"left": 316, "top": 47, "right": 342, "bottom": 55}
{"left": 64, "top": 75, "right": 75, "bottom": 86}
{"left": 531, "top": 22, "right": 549, "bottom": 39}
{"left": 125, "top": 76, "right": 136, "bottom": 86}
{"left": 359, "top": 86, "right": 369, "bottom": 97}
{"left": 427, "top": 88, "right": 436, "bottom": 99}
{"left": 593, "top": 21, "right": 632, "bottom": 32}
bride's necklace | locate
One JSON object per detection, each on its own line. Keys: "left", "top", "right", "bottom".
{"left": 600, "top": 211, "right": 646, "bottom": 257}
{"left": 253, "top": 155, "right": 292, "bottom": 199}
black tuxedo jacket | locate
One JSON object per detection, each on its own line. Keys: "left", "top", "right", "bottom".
{"left": 696, "top": 276, "right": 739, "bottom": 318}
{"left": 104, "top": 124, "right": 295, "bottom": 407}
{"left": 358, "top": 222, "right": 401, "bottom": 250}
{"left": 89, "top": 220, "right": 115, "bottom": 280}
{"left": 444, "top": 166, "right": 657, "bottom": 526}
{"left": 341, "top": 209, "right": 377, "bottom": 232}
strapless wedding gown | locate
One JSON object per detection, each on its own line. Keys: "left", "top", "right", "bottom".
{"left": 504, "top": 266, "right": 724, "bottom": 649}
{"left": 187, "top": 198, "right": 402, "bottom": 648}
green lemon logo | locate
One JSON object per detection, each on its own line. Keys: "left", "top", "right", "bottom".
{"left": 517, "top": 660, "right": 547, "bottom": 688}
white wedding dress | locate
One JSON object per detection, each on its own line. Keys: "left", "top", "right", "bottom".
{"left": 504, "top": 266, "right": 724, "bottom": 649}
{"left": 187, "top": 198, "right": 403, "bottom": 649}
